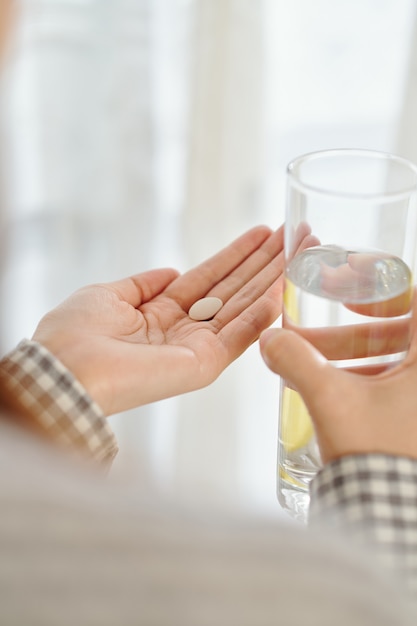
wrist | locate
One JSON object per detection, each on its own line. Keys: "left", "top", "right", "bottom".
{"left": 0, "top": 340, "right": 118, "bottom": 465}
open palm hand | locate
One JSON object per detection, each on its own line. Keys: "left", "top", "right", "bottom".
{"left": 33, "top": 226, "right": 307, "bottom": 415}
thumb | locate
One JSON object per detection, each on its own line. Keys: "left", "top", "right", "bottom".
{"left": 107, "top": 268, "right": 180, "bottom": 307}
{"left": 259, "top": 328, "right": 334, "bottom": 404}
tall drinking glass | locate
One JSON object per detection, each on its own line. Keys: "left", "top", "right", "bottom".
{"left": 278, "top": 149, "right": 417, "bottom": 522}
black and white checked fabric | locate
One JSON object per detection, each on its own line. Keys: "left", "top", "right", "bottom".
{"left": 310, "top": 454, "right": 417, "bottom": 593}
{"left": 0, "top": 340, "right": 118, "bottom": 465}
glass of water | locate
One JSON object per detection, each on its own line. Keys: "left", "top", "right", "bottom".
{"left": 277, "top": 149, "right": 417, "bottom": 522}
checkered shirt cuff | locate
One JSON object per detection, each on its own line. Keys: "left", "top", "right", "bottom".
{"left": 309, "top": 454, "right": 417, "bottom": 593}
{"left": 0, "top": 339, "right": 118, "bottom": 466}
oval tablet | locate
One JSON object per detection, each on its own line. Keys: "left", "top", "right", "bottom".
{"left": 188, "top": 297, "right": 223, "bottom": 321}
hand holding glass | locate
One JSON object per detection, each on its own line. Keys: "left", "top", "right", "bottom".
{"left": 278, "top": 149, "right": 417, "bottom": 522}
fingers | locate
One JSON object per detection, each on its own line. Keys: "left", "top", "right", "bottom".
{"left": 287, "top": 221, "right": 318, "bottom": 259}
{"left": 106, "top": 268, "right": 180, "bottom": 307}
{"left": 292, "top": 226, "right": 320, "bottom": 259}
{"left": 211, "top": 226, "right": 318, "bottom": 353}
{"left": 205, "top": 226, "right": 284, "bottom": 305}
{"left": 164, "top": 225, "right": 275, "bottom": 310}
{"left": 317, "top": 253, "right": 413, "bottom": 317}
{"left": 285, "top": 317, "right": 411, "bottom": 361}
{"left": 260, "top": 309, "right": 417, "bottom": 465}
{"left": 203, "top": 224, "right": 316, "bottom": 330}
{"left": 216, "top": 268, "right": 284, "bottom": 359}
{"left": 259, "top": 327, "right": 355, "bottom": 461}
{"left": 344, "top": 289, "right": 413, "bottom": 317}
{"left": 260, "top": 328, "right": 332, "bottom": 396}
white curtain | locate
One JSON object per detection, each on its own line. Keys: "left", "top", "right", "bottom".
{"left": 1, "top": 0, "right": 416, "bottom": 516}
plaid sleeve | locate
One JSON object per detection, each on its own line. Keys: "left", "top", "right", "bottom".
{"left": 0, "top": 339, "right": 118, "bottom": 466}
{"left": 309, "top": 454, "right": 417, "bottom": 594}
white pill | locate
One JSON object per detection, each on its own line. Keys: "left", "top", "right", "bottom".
{"left": 188, "top": 296, "right": 223, "bottom": 321}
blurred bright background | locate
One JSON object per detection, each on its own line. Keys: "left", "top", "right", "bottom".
{"left": 1, "top": 0, "right": 416, "bottom": 518}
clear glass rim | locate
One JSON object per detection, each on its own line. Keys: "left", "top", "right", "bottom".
{"left": 286, "top": 148, "right": 417, "bottom": 202}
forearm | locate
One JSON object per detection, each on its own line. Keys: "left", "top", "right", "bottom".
{"left": 0, "top": 339, "right": 118, "bottom": 467}
{"left": 309, "top": 454, "right": 417, "bottom": 595}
